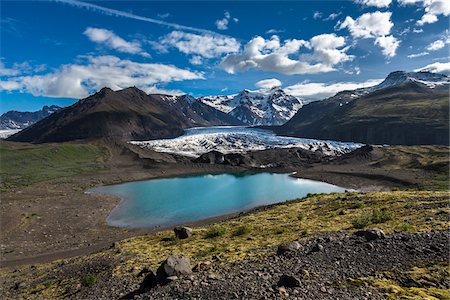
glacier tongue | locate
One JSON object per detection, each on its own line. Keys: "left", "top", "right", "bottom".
{"left": 131, "top": 126, "right": 362, "bottom": 157}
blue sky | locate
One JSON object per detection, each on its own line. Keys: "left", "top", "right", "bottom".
{"left": 1, "top": 0, "right": 449, "bottom": 113}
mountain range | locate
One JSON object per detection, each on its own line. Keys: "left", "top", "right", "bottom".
{"left": 276, "top": 71, "right": 449, "bottom": 145}
{"left": 7, "top": 87, "right": 241, "bottom": 143}
{"left": 6, "top": 70, "right": 449, "bottom": 146}
{"left": 199, "top": 88, "right": 302, "bottom": 126}
{"left": 0, "top": 105, "right": 61, "bottom": 130}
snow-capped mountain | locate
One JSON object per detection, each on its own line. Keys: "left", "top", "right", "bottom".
{"left": 199, "top": 87, "right": 302, "bottom": 126}
{"left": 0, "top": 105, "right": 61, "bottom": 130}
{"left": 359, "top": 71, "right": 449, "bottom": 94}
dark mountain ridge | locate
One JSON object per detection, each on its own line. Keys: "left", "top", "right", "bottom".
{"left": 276, "top": 77, "right": 449, "bottom": 145}
{"left": 7, "top": 87, "right": 241, "bottom": 143}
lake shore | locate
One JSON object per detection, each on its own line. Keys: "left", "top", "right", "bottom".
{"left": 0, "top": 142, "right": 447, "bottom": 267}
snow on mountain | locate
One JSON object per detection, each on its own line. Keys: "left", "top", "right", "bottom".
{"left": 359, "top": 71, "right": 449, "bottom": 94}
{"left": 0, "top": 105, "right": 61, "bottom": 130}
{"left": 199, "top": 87, "right": 302, "bottom": 126}
{"left": 131, "top": 126, "right": 361, "bottom": 158}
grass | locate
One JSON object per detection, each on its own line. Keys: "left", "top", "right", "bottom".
{"left": 233, "top": 225, "right": 252, "bottom": 236}
{"left": 205, "top": 225, "right": 227, "bottom": 238}
{"left": 352, "top": 207, "right": 394, "bottom": 229}
{"left": 81, "top": 274, "right": 97, "bottom": 287}
{"left": 0, "top": 142, "right": 106, "bottom": 190}
{"left": 350, "top": 263, "right": 450, "bottom": 299}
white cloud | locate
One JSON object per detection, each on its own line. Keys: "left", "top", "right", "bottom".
{"left": 313, "top": 11, "right": 323, "bottom": 19}
{"left": 255, "top": 78, "right": 282, "bottom": 89}
{"left": 324, "top": 12, "right": 342, "bottom": 21}
{"left": 56, "top": 0, "right": 220, "bottom": 36}
{"left": 220, "top": 34, "right": 352, "bottom": 75}
{"left": 354, "top": 0, "right": 392, "bottom": 8}
{"left": 189, "top": 56, "right": 203, "bottom": 65}
{"left": 426, "top": 33, "right": 449, "bottom": 51}
{"left": 407, "top": 51, "right": 429, "bottom": 58}
{"left": 266, "top": 29, "right": 284, "bottom": 34}
{"left": 375, "top": 35, "right": 401, "bottom": 57}
{"left": 0, "top": 60, "right": 46, "bottom": 77}
{"left": 338, "top": 11, "right": 400, "bottom": 57}
{"left": 284, "top": 79, "right": 383, "bottom": 100}
{"left": 84, "top": 27, "right": 149, "bottom": 57}
{"left": 398, "top": 0, "right": 450, "bottom": 26}
{"left": 415, "top": 62, "right": 450, "bottom": 75}
{"left": 158, "top": 31, "right": 240, "bottom": 59}
{"left": 0, "top": 55, "right": 203, "bottom": 98}
{"left": 215, "top": 11, "right": 238, "bottom": 30}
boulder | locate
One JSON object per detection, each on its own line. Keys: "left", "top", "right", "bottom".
{"left": 157, "top": 254, "right": 192, "bottom": 278}
{"left": 173, "top": 226, "right": 193, "bottom": 239}
{"left": 277, "top": 241, "right": 301, "bottom": 255}
{"left": 311, "top": 243, "right": 324, "bottom": 252}
{"left": 354, "top": 228, "right": 386, "bottom": 241}
{"left": 277, "top": 274, "right": 301, "bottom": 288}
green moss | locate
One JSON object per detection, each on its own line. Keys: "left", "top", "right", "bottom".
{"left": 81, "top": 274, "right": 97, "bottom": 287}
{"left": 205, "top": 225, "right": 227, "bottom": 238}
{"left": 233, "top": 225, "right": 252, "bottom": 236}
{"left": 352, "top": 214, "right": 372, "bottom": 229}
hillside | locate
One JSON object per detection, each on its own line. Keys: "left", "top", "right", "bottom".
{"left": 7, "top": 87, "right": 240, "bottom": 143}
{"left": 276, "top": 79, "right": 449, "bottom": 145}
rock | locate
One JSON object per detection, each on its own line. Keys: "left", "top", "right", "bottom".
{"left": 173, "top": 226, "right": 193, "bottom": 239}
{"left": 277, "top": 241, "right": 301, "bottom": 255}
{"left": 157, "top": 254, "right": 192, "bottom": 278}
{"left": 311, "top": 243, "right": 324, "bottom": 252}
{"left": 277, "top": 274, "right": 301, "bottom": 288}
{"left": 140, "top": 270, "right": 158, "bottom": 289}
{"left": 166, "top": 276, "right": 178, "bottom": 282}
{"left": 278, "top": 286, "right": 289, "bottom": 297}
{"left": 354, "top": 228, "right": 385, "bottom": 241}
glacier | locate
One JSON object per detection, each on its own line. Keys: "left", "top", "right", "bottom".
{"left": 131, "top": 126, "right": 362, "bottom": 157}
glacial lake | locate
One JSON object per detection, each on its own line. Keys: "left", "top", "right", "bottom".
{"left": 89, "top": 173, "right": 347, "bottom": 228}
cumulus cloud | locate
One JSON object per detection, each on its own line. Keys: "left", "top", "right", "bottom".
{"left": 215, "top": 11, "right": 238, "bottom": 30}
{"left": 0, "top": 55, "right": 203, "bottom": 98}
{"left": 189, "top": 56, "right": 203, "bottom": 65}
{"left": 398, "top": 0, "right": 450, "bottom": 26}
{"left": 338, "top": 11, "right": 400, "bottom": 57}
{"left": 158, "top": 31, "right": 240, "bottom": 61}
{"left": 354, "top": 0, "right": 392, "bottom": 8}
{"left": 255, "top": 78, "right": 282, "bottom": 89}
{"left": 0, "top": 60, "right": 46, "bottom": 76}
{"left": 415, "top": 61, "right": 450, "bottom": 75}
{"left": 84, "top": 27, "right": 150, "bottom": 57}
{"left": 219, "top": 34, "right": 352, "bottom": 75}
{"left": 284, "top": 79, "right": 383, "bottom": 100}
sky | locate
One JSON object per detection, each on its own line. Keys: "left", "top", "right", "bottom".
{"left": 1, "top": 0, "right": 449, "bottom": 113}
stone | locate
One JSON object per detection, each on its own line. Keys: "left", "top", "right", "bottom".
{"left": 193, "top": 261, "right": 211, "bottom": 272}
{"left": 173, "top": 226, "right": 193, "bottom": 239}
{"left": 157, "top": 254, "right": 192, "bottom": 278}
{"left": 277, "top": 274, "right": 301, "bottom": 288}
{"left": 277, "top": 241, "right": 301, "bottom": 255}
{"left": 278, "top": 286, "right": 289, "bottom": 297}
{"left": 354, "top": 228, "right": 385, "bottom": 241}
{"left": 311, "top": 243, "right": 324, "bottom": 252}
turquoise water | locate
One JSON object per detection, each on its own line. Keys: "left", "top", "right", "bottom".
{"left": 89, "top": 173, "right": 347, "bottom": 228}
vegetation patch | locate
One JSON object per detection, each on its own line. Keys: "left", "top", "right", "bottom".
{"left": 81, "top": 274, "right": 97, "bottom": 287}
{"left": 0, "top": 142, "right": 107, "bottom": 190}
{"left": 350, "top": 263, "right": 450, "bottom": 299}
{"left": 205, "top": 225, "right": 227, "bottom": 238}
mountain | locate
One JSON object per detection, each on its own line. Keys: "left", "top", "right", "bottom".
{"left": 7, "top": 87, "right": 241, "bottom": 143}
{"left": 0, "top": 105, "right": 61, "bottom": 130}
{"left": 199, "top": 87, "right": 302, "bottom": 126}
{"left": 275, "top": 71, "right": 449, "bottom": 145}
